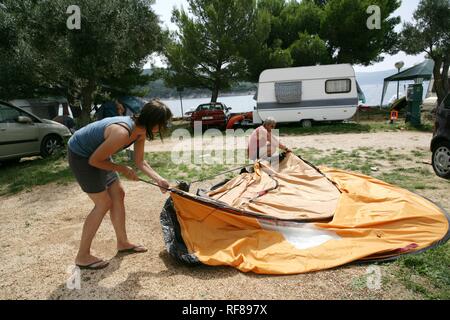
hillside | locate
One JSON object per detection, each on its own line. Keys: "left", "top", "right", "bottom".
{"left": 141, "top": 68, "right": 398, "bottom": 103}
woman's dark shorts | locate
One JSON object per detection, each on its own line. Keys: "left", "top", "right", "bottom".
{"left": 68, "top": 148, "right": 119, "bottom": 194}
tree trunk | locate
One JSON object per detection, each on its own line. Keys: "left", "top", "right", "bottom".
{"left": 442, "top": 56, "right": 449, "bottom": 98}
{"left": 211, "top": 87, "right": 219, "bottom": 103}
{"left": 433, "top": 57, "right": 446, "bottom": 106}
{"left": 211, "top": 66, "right": 222, "bottom": 103}
{"left": 79, "top": 80, "right": 96, "bottom": 127}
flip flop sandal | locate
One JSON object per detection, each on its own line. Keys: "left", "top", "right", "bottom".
{"left": 117, "top": 245, "right": 148, "bottom": 255}
{"left": 76, "top": 260, "right": 109, "bottom": 270}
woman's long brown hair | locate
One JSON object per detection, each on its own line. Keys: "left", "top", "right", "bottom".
{"left": 133, "top": 100, "right": 173, "bottom": 140}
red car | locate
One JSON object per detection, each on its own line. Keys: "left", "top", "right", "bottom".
{"left": 190, "top": 102, "right": 231, "bottom": 130}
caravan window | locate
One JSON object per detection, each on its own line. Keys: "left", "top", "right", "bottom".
{"left": 325, "top": 79, "right": 351, "bottom": 94}
{"left": 275, "top": 81, "right": 302, "bottom": 104}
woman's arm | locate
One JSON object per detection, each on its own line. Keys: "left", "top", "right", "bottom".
{"left": 270, "top": 133, "right": 290, "bottom": 152}
{"left": 133, "top": 137, "right": 170, "bottom": 193}
{"left": 89, "top": 126, "right": 139, "bottom": 180}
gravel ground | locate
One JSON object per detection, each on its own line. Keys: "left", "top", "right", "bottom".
{"left": 146, "top": 131, "right": 433, "bottom": 152}
{"left": 0, "top": 131, "right": 444, "bottom": 300}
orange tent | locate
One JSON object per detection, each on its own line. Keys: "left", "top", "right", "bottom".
{"left": 161, "top": 153, "right": 449, "bottom": 274}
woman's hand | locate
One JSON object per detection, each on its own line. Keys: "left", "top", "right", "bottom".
{"left": 132, "top": 138, "right": 170, "bottom": 193}
{"left": 157, "top": 178, "right": 170, "bottom": 194}
{"left": 121, "top": 166, "right": 139, "bottom": 181}
{"left": 280, "top": 144, "right": 291, "bottom": 153}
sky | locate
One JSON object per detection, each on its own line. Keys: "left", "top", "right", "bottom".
{"left": 148, "top": 0, "right": 426, "bottom": 73}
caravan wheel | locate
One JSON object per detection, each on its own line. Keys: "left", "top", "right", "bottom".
{"left": 301, "top": 119, "right": 313, "bottom": 128}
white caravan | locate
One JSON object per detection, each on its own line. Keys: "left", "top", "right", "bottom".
{"left": 253, "top": 64, "right": 360, "bottom": 127}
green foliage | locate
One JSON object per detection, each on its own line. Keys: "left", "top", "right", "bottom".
{"left": 289, "top": 32, "right": 331, "bottom": 66}
{"left": 0, "top": 0, "right": 410, "bottom": 116}
{"left": 320, "top": 0, "right": 401, "bottom": 65}
{"left": 0, "top": 0, "right": 163, "bottom": 124}
{"left": 278, "top": 0, "right": 324, "bottom": 47}
{"left": 244, "top": 0, "right": 401, "bottom": 80}
{"left": 400, "top": 0, "right": 450, "bottom": 105}
{"left": 0, "top": 153, "right": 73, "bottom": 196}
{"left": 164, "top": 0, "right": 265, "bottom": 102}
{"left": 0, "top": 2, "right": 55, "bottom": 99}
{"left": 396, "top": 243, "right": 450, "bottom": 299}
{"left": 400, "top": 0, "right": 450, "bottom": 55}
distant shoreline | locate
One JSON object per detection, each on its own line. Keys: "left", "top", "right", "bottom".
{"left": 152, "top": 91, "right": 256, "bottom": 101}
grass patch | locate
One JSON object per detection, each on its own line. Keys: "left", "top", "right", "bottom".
{"left": 278, "top": 121, "right": 433, "bottom": 137}
{"left": 411, "top": 150, "right": 427, "bottom": 158}
{"left": 113, "top": 150, "right": 249, "bottom": 185}
{"left": 376, "top": 170, "right": 438, "bottom": 190}
{"left": 0, "top": 148, "right": 250, "bottom": 197}
{"left": 0, "top": 153, "right": 73, "bottom": 196}
{"left": 1, "top": 134, "right": 448, "bottom": 300}
{"left": 296, "top": 147, "right": 378, "bottom": 175}
{"left": 165, "top": 119, "right": 433, "bottom": 138}
{"left": 394, "top": 243, "right": 450, "bottom": 299}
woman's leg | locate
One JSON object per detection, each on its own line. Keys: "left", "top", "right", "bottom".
{"left": 75, "top": 191, "right": 112, "bottom": 266}
{"left": 107, "top": 180, "right": 128, "bottom": 247}
{"left": 107, "top": 180, "right": 147, "bottom": 252}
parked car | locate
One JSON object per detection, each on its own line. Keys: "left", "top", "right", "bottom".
{"left": 0, "top": 100, "right": 72, "bottom": 162}
{"left": 431, "top": 94, "right": 450, "bottom": 179}
{"left": 184, "top": 108, "right": 195, "bottom": 119}
{"left": 190, "top": 102, "right": 231, "bottom": 130}
{"left": 9, "top": 98, "right": 64, "bottom": 120}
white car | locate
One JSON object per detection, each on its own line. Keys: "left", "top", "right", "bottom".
{"left": 0, "top": 100, "right": 72, "bottom": 162}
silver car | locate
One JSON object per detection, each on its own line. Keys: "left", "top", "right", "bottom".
{"left": 0, "top": 100, "right": 72, "bottom": 161}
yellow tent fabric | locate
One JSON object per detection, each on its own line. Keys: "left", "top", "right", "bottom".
{"left": 169, "top": 154, "right": 449, "bottom": 274}
{"left": 208, "top": 153, "right": 340, "bottom": 221}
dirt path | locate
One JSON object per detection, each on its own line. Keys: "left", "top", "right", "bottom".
{"left": 0, "top": 131, "right": 442, "bottom": 300}
{"left": 0, "top": 181, "right": 421, "bottom": 300}
{"left": 146, "top": 131, "right": 433, "bottom": 152}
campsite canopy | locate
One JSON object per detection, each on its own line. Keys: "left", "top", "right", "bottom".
{"left": 380, "top": 59, "right": 434, "bottom": 107}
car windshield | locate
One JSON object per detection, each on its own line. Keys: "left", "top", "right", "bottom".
{"left": 198, "top": 104, "right": 223, "bottom": 111}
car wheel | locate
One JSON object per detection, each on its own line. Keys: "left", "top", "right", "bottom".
{"left": 301, "top": 119, "right": 313, "bottom": 128}
{"left": 40, "top": 135, "right": 62, "bottom": 158}
{"left": 432, "top": 141, "right": 450, "bottom": 179}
